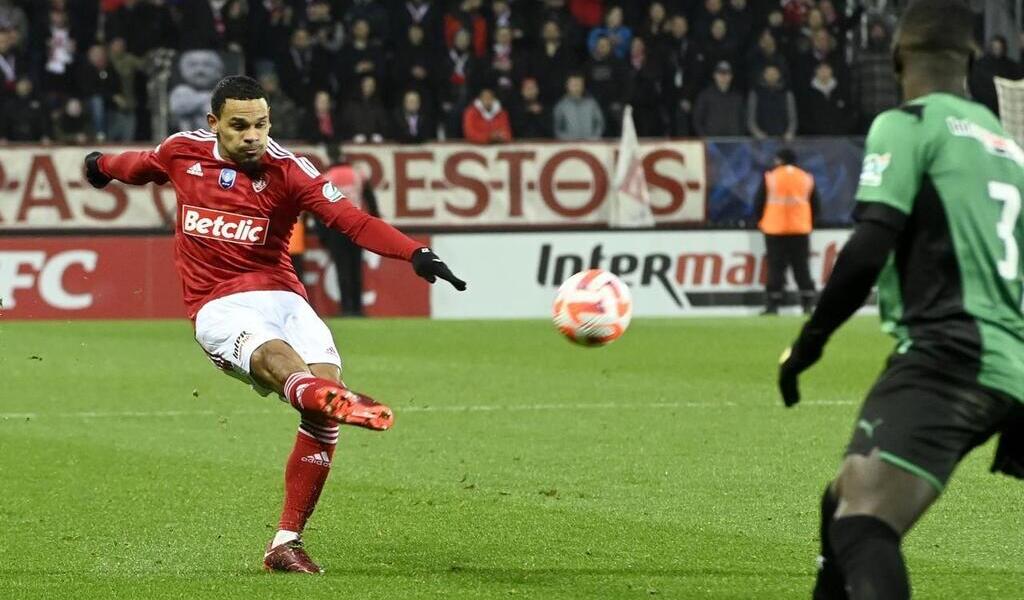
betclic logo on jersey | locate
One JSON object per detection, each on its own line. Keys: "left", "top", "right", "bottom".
{"left": 181, "top": 205, "right": 269, "bottom": 245}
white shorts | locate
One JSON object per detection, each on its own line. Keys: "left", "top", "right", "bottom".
{"left": 194, "top": 290, "right": 341, "bottom": 396}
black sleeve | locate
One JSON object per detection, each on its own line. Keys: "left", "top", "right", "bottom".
{"left": 799, "top": 203, "right": 906, "bottom": 343}
{"left": 810, "top": 185, "right": 821, "bottom": 223}
{"left": 362, "top": 183, "right": 381, "bottom": 218}
{"left": 753, "top": 177, "right": 767, "bottom": 223}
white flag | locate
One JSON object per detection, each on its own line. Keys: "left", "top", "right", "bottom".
{"left": 609, "top": 105, "right": 656, "bottom": 228}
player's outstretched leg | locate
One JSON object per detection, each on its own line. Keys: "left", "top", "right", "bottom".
{"left": 828, "top": 450, "right": 938, "bottom": 600}
{"left": 812, "top": 483, "right": 847, "bottom": 600}
{"left": 252, "top": 340, "right": 394, "bottom": 430}
{"left": 264, "top": 412, "right": 339, "bottom": 574}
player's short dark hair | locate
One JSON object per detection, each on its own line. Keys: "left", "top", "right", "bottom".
{"left": 897, "top": 0, "right": 974, "bottom": 58}
{"left": 210, "top": 75, "right": 267, "bottom": 117}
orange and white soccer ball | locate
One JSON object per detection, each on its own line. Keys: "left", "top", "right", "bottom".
{"left": 552, "top": 269, "right": 633, "bottom": 346}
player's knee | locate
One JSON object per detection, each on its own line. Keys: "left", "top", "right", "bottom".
{"left": 250, "top": 339, "right": 307, "bottom": 385}
{"left": 309, "top": 363, "right": 341, "bottom": 382}
{"left": 834, "top": 452, "right": 935, "bottom": 534}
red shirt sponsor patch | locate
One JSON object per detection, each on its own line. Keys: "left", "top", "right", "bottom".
{"left": 181, "top": 205, "right": 270, "bottom": 245}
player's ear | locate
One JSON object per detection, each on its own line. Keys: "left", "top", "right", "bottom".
{"left": 207, "top": 112, "right": 218, "bottom": 133}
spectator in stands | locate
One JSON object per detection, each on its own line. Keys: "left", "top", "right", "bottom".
{"left": 107, "top": 38, "right": 142, "bottom": 142}
{"left": 530, "top": 20, "right": 577, "bottom": 106}
{"left": 746, "top": 30, "right": 790, "bottom": 91}
{"left": 970, "top": 35, "right": 1021, "bottom": 116}
{"left": 343, "top": 0, "right": 390, "bottom": 45}
{"left": 0, "top": 27, "right": 22, "bottom": 99}
{"left": 341, "top": 75, "right": 390, "bottom": 143}
{"left": 391, "top": 0, "right": 445, "bottom": 51}
{"left": 695, "top": 0, "right": 727, "bottom": 42}
{"left": 42, "top": 6, "right": 76, "bottom": 97}
{"left": 306, "top": 1, "right": 344, "bottom": 54}
{"left": 702, "top": 19, "right": 740, "bottom": 88}
{"left": 338, "top": 19, "right": 386, "bottom": 100}
{"left": 627, "top": 36, "right": 665, "bottom": 137}
{"left": 728, "top": 0, "right": 754, "bottom": 54}
{"left": 748, "top": 64, "right": 797, "bottom": 141}
{"left": 852, "top": 19, "right": 899, "bottom": 132}
{"left": 1, "top": 78, "right": 51, "bottom": 142}
{"left": 301, "top": 89, "right": 340, "bottom": 144}
{"left": 800, "top": 62, "right": 853, "bottom": 135}
{"left": 487, "top": 25, "right": 525, "bottom": 102}
{"left": 445, "top": 0, "right": 487, "bottom": 58}
{"left": 259, "top": 72, "right": 301, "bottom": 140}
{"left": 278, "top": 28, "right": 330, "bottom": 108}
{"left": 463, "top": 86, "right": 512, "bottom": 144}
{"left": 247, "top": 0, "right": 297, "bottom": 68}
{"left": 795, "top": 29, "right": 842, "bottom": 93}
{"left": 442, "top": 28, "right": 482, "bottom": 136}
{"left": 554, "top": 73, "right": 604, "bottom": 140}
{"left": 54, "top": 97, "right": 93, "bottom": 144}
{"left": 177, "top": 0, "right": 247, "bottom": 52}
{"left": 108, "top": 0, "right": 176, "bottom": 56}
{"left": 393, "top": 89, "right": 436, "bottom": 143}
{"left": 490, "top": 0, "right": 525, "bottom": 43}
{"left": 0, "top": 0, "right": 27, "bottom": 46}
{"left": 585, "top": 35, "right": 628, "bottom": 136}
{"left": 640, "top": 2, "right": 669, "bottom": 47}
{"left": 693, "top": 60, "right": 745, "bottom": 136}
{"left": 392, "top": 24, "right": 441, "bottom": 112}
{"left": 76, "top": 44, "right": 122, "bottom": 142}
{"left": 510, "top": 77, "right": 552, "bottom": 139}
{"left": 662, "top": 13, "right": 701, "bottom": 136}
{"left": 569, "top": 0, "right": 604, "bottom": 29}
{"left": 587, "top": 6, "right": 632, "bottom": 59}
{"left": 534, "top": 0, "right": 584, "bottom": 53}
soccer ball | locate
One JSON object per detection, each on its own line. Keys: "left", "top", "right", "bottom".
{"left": 552, "top": 269, "right": 633, "bottom": 346}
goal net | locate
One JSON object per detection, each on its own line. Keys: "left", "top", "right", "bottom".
{"left": 995, "top": 76, "right": 1024, "bottom": 148}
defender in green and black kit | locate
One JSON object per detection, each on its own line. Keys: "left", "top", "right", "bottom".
{"left": 776, "top": 1, "right": 1024, "bottom": 599}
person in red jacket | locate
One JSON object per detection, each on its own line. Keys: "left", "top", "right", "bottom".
{"left": 462, "top": 86, "right": 511, "bottom": 144}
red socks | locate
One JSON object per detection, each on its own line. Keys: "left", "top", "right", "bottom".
{"left": 283, "top": 372, "right": 342, "bottom": 413}
{"left": 278, "top": 414, "right": 340, "bottom": 533}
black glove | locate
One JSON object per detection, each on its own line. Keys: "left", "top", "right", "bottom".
{"left": 778, "top": 329, "right": 828, "bottom": 408}
{"left": 84, "top": 151, "right": 112, "bottom": 189}
{"left": 411, "top": 247, "right": 467, "bottom": 291}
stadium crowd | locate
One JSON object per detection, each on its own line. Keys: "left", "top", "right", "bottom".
{"left": 0, "top": 0, "right": 1017, "bottom": 144}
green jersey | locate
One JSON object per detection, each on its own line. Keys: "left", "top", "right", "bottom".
{"left": 856, "top": 93, "right": 1024, "bottom": 401}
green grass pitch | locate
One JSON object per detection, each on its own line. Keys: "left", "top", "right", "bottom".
{"left": 2, "top": 317, "right": 1023, "bottom": 599}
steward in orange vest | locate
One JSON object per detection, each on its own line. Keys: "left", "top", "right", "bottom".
{"left": 753, "top": 148, "right": 820, "bottom": 314}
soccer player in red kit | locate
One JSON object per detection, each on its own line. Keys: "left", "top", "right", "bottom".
{"left": 82, "top": 76, "right": 466, "bottom": 574}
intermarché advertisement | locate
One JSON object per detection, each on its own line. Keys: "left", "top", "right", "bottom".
{"left": 1, "top": 231, "right": 850, "bottom": 320}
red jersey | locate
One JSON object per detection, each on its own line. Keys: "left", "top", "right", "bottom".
{"left": 97, "top": 130, "right": 421, "bottom": 319}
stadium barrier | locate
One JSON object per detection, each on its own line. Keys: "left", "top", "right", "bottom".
{"left": 0, "top": 230, "right": 851, "bottom": 319}
{"left": 0, "top": 140, "right": 864, "bottom": 319}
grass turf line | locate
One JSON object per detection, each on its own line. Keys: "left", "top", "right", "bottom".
{"left": 1, "top": 318, "right": 1022, "bottom": 599}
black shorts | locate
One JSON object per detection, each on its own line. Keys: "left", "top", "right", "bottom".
{"left": 845, "top": 354, "right": 1023, "bottom": 492}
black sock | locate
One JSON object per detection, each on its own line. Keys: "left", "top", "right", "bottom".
{"left": 829, "top": 515, "right": 909, "bottom": 600}
{"left": 812, "top": 484, "right": 847, "bottom": 600}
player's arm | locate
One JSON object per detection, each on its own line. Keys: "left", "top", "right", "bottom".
{"left": 83, "top": 144, "right": 171, "bottom": 188}
{"left": 299, "top": 175, "right": 466, "bottom": 290}
{"left": 779, "top": 108, "right": 927, "bottom": 406}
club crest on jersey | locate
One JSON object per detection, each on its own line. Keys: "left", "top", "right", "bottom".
{"left": 322, "top": 182, "right": 343, "bottom": 202}
{"left": 219, "top": 168, "right": 237, "bottom": 190}
{"left": 252, "top": 176, "right": 268, "bottom": 193}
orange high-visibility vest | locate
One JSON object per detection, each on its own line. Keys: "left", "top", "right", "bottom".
{"left": 759, "top": 165, "right": 814, "bottom": 235}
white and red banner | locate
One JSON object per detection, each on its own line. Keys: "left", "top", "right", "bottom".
{"left": 429, "top": 230, "right": 853, "bottom": 318}
{"left": 0, "top": 141, "right": 706, "bottom": 230}
{"left": 0, "top": 231, "right": 851, "bottom": 320}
